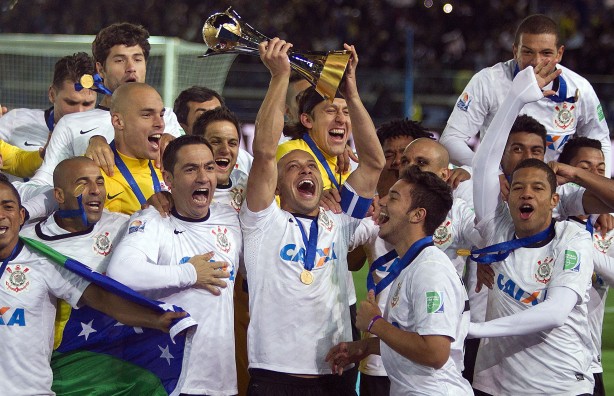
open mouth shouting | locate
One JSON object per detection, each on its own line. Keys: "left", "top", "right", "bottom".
{"left": 85, "top": 200, "right": 102, "bottom": 212}
{"left": 328, "top": 128, "right": 346, "bottom": 143}
{"left": 148, "top": 134, "right": 161, "bottom": 150}
{"left": 296, "top": 178, "right": 317, "bottom": 199}
{"left": 377, "top": 210, "right": 390, "bottom": 226}
{"left": 518, "top": 204, "right": 534, "bottom": 220}
{"left": 192, "top": 187, "right": 210, "bottom": 204}
{"left": 215, "top": 158, "right": 231, "bottom": 172}
{"left": 0, "top": 225, "right": 8, "bottom": 235}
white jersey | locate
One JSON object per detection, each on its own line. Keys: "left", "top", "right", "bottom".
{"left": 213, "top": 168, "right": 249, "bottom": 212}
{"left": 236, "top": 148, "right": 253, "bottom": 175}
{"left": 0, "top": 107, "right": 50, "bottom": 182}
{"left": 20, "top": 210, "right": 129, "bottom": 272}
{"left": 381, "top": 246, "right": 472, "bottom": 396}
{"left": 433, "top": 197, "right": 479, "bottom": 276}
{"left": 473, "top": 203, "right": 594, "bottom": 395}
{"left": 240, "top": 200, "right": 360, "bottom": 375}
{"left": 0, "top": 242, "right": 89, "bottom": 396}
{"left": 569, "top": 216, "right": 613, "bottom": 374}
{"left": 443, "top": 60, "right": 611, "bottom": 171}
{"left": 17, "top": 106, "right": 183, "bottom": 197}
{"left": 106, "top": 205, "right": 241, "bottom": 396}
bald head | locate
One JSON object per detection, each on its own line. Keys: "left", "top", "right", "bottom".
{"left": 111, "top": 82, "right": 159, "bottom": 113}
{"left": 54, "top": 157, "right": 100, "bottom": 190}
{"left": 401, "top": 138, "right": 450, "bottom": 180}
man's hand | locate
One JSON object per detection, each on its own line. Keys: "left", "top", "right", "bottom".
{"left": 86, "top": 136, "right": 115, "bottom": 176}
{"left": 155, "top": 133, "right": 175, "bottom": 171}
{"left": 548, "top": 161, "right": 578, "bottom": 186}
{"left": 155, "top": 310, "right": 188, "bottom": 333}
{"left": 356, "top": 290, "right": 382, "bottom": 332}
{"left": 499, "top": 174, "right": 510, "bottom": 202}
{"left": 475, "top": 264, "right": 495, "bottom": 292}
{"left": 319, "top": 188, "right": 342, "bottom": 213}
{"left": 325, "top": 340, "right": 370, "bottom": 375}
{"left": 533, "top": 59, "right": 562, "bottom": 96}
{"left": 190, "top": 252, "right": 230, "bottom": 296}
{"left": 336, "top": 145, "right": 359, "bottom": 174}
{"left": 259, "top": 37, "right": 292, "bottom": 77}
{"left": 0, "top": 104, "right": 7, "bottom": 117}
{"left": 594, "top": 214, "right": 614, "bottom": 237}
{"left": 448, "top": 167, "right": 471, "bottom": 190}
{"left": 338, "top": 44, "right": 359, "bottom": 100}
{"left": 142, "top": 191, "right": 174, "bottom": 217}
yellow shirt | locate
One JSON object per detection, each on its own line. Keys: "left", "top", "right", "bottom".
{"left": 0, "top": 140, "right": 42, "bottom": 178}
{"left": 103, "top": 150, "right": 163, "bottom": 215}
{"left": 276, "top": 138, "right": 350, "bottom": 190}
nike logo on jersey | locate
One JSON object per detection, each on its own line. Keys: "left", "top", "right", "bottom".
{"left": 174, "top": 229, "right": 185, "bottom": 234}
{"left": 23, "top": 141, "right": 38, "bottom": 147}
{"left": 80, "top": 127, "right": 99, "bottom": 135}
{"left": 106, "top": 191, "right": 123, "bottom": 200}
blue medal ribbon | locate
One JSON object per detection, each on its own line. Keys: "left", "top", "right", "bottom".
{"left": 302, "top": 133, "right": 341, "bottom": 190}
{"left": 367, "top": 236, "right": 434, "bottom": 296}
{"left": 0, "top": 240, "right": 23, "bottom": 276}
{"left": 74, "top": 73, "right": 113, "bottom": 96}
{"left": 110, "top": 141, "right": 161, "bottom": 206}
{"left": 45, "top": 109, "right": 55, "bottom": 132}
{"left": 470, "top": 221, "right": 555, "bottom": 264}
{"left": 56, "top": 194, "right": 89, "bottom": 227}
{"left": 292, "top": 215, "right": 319, "bottom": 272}
{"left": 513, "top": 63, "right": 576, "bottom": 103}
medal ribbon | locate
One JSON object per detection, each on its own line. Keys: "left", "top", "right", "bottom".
{"left": 0, "top": 240, "right": 23, "bottom": 276}
{"left": 470, "top": 221, "right": 555, "bottom": 264}
{"left": 46, "top": 109, "right": 55, "bottom": 132}
{"left": 302, "top": 133, "right": 341, "bottom": 190}
{"left": 293, "top": 215, "right": 319, "bottom": 272}
{"left": 74, "top": 73, "right": 113, "bottom": 95}
{"left": 513, "top": 63, "right": 576, "bottom": 103}
{"left": 56, "top": 194, "right": 89, "bottom": 227}
{"left": 110, "top": 140, "right": 161, "bottom": 206}
{"left": 367, "top": 236, "right": 434, "bottom": 296}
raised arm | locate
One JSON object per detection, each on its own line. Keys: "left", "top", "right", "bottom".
{"left": 473, "top": 61, "right": 559, "bottom": 226}
{"left": 245, "top": 38, "right": 293, "bottom": 212}
{"left": 549, "top": 161, "right": 614, "bottom": 214}
{"left": 342, "top": 44, "right": 385, "bottom": 197}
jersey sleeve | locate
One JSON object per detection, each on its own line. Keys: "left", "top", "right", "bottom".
{"left": 28, "top": 116, "right": 74, "bottom": 186}
{"left": 163, "top": 108, "right": 184, "bottom": 137}
{"left": 43, "top": 259, "right": 90, "bottom": 308}
{"left": 349, "top": 217, "right": 379, "bottom": 252}
{"left": 554, "top": 183, "right": 587, "bottom": 219}
{"left": 549, "top": 228, "right": 594, "bottom": 302}
{"left": 409, "top": 261, "right": 464, "bottom": 340}
{"left": 0, "top": 140, "right": 42, "bottom": 178}
{"left": 106, "top": 209, "right": 196, "bottom": 291}
{"left": 0, "top": 109, "right": 17, "bottom": 141}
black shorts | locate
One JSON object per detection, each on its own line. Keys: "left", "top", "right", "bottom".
{"left": 247, "top": 369, "right": 357, "bottom": 396}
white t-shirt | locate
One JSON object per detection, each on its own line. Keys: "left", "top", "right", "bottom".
{"left": 240, "top": 200, "right": 360, "bottom": 375}
{"left": 443, "top": 60, "right": 611, "bottom": 172}
{"left": 15, "top": 107, "right": 183, "bottom": 200}
{"left": 381, "top": 246, "right": 472, "bottom": 396}
{"left": 20, "top": 210, "right": 129, "bottom": 272}
{"left": 473, "top": 204, "right": 594, "bottom": 396}
{"left": 0, "top": 107, "right": 49, "bottom": 182}
{"left": 106, "top": 205, "right": 241, "bottom": 396}
{"left": 0, "top": 242, "right": 89, "bottom": 396}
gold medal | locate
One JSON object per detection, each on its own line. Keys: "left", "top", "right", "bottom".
{"left": 80, "top": 74, "right": 95, "bottom": 89}
{"left": 456, "top": 248, "right": 471, "bottom": 257}
{"left": 73, "top": 184, "right": 86, "bottom": 197}
{"left": 300, "top": 269, "right": 313, "bottom": 285}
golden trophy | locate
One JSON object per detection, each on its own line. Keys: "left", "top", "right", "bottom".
{"left": 201, "top": 7, "right": 350, "bottom": 101}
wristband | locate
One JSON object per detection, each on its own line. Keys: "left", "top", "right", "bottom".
{"left": 367, "top": 315, "right": 383, "bottom": 333}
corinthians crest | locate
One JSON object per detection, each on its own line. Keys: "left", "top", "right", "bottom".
{"left": 593, "top": 233, "right": 613, "bottom": 254}
{"left": 391, "top": 280, "right": 403, "bottom": 308}
{"left": 212, "top": 226, "right": 231, "bottom": 253}
{"left": 534, "top": 256, "right": 554, "bottom": 284}
{"left": 93, "top": 232, "right": 112, "bottom": 256}
{"left": 433, "top": 219, "right": 452, "bottom": 248}
{"left": 5, "top": 264, "right": 30, "bottom": 293}
{"left": 553, "top": 102, "right": 575, "bottom": 130}
{"left": 230, "top": 187, "right": 245, "bottom": 212}
{"left": 318, "top": 209, "right": 334, "bottom": 232}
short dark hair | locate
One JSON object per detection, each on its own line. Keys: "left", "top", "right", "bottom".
{"left": 92, "top": 23, "right": 151, "bottom": 65}
{"left": 557, "top": 137, "right": 603, "bottom": 165}
{"left": 52, "top": 52, "right": 95, "bottom": 90}
{"left": 173, "top": 86, "right": 225, "bottom": 125}
{"left": 512, "top": 158, "right": 557, "bottom": 194}
{"left": 514, "top": 14, "right": 560, "bottom": 46}
{"left": 0, "top": 173, "right": 22, "bottom": 208}
{"left": 377, "top": 118, "right": 434, "bottom": 146}
{"left": 284, "top": 86, "right": 344, "bottom": 139}
{"left": 192, "top": 107, "right": 241, "bottom": 142}
{"left": 399, "top": 166, "right": 453, "bottom": 235}
{"left": 510, "top": 114, "right": 547, "bottom": 149}
{"left": 162, "top": 135, "right": 214, "bottom": 174}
